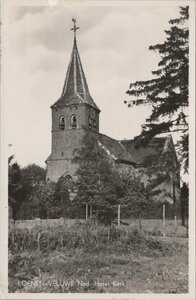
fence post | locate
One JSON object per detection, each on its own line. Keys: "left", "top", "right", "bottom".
{"left": 118, "top": 204, "right": 121, "bottom": 226}
{"left": 172, "top": 180, "right": 177, "bottom": 227}
{"left": 139, "top": 212, "right": 142, "bottom": 230}
{"left": 162, "top": 204, "right": 165, "bottom": 228}
{"left": 174, "top": 215, "right": 177, "bottom": 227}
{"left": 37, "top": 233, "right": 40, "bottom": 252}
{"left": 163, "top": 204, "right": 165, "bottom": 237}
{"left": 86, "top": 204, "right": 88, "bottom": 220}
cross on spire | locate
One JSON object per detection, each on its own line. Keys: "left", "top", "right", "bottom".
{"left": 71, "top": 18, "right": 80, "bottom": 42}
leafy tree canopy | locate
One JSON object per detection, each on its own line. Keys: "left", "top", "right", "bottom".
{"left": 17, "top": 181, "right": 56, "bottom": 219}
{"left": 125, "top": 6, "right": 189, "bottom": 173}
{"left": 73, "top": 132, "right": 125, "bottom": 223}
{"left": 20, "top": 163, "right": 46, "bottom": 195}
{"left": 52, "top": 175, "right": 72, "bottom": 218}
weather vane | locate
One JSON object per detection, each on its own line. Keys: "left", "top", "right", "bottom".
{"left": 71, "top": 18, "right": 80, "bottom": 41}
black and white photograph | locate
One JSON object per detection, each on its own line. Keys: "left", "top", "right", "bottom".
{"left": 0, "top": 0, "right": 195, "bottom": 298}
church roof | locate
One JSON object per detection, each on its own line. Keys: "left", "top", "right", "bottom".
{"left": 51, "top": 38, "right": 100, "bottom": 111}
{"left": 98, "top": 133, "right": 136, "bottom": 165}
{"left": 98, "top": 134, "right": 176, "bottom": 167}
{"left": 120, "top": 135, "right": 174, "bottom": 165}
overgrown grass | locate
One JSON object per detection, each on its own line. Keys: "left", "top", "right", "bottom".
{"left": 9, "top": 221, "right": 188, "bottom": 293}
{"left": 9, "top": 221, "right": 184, "bottom": 255}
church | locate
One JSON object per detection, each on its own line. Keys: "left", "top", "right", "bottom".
{"left": 45, "top": 20, "right": 180, "bottom": 204}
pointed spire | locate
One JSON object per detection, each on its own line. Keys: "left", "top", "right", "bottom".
{"left": 51, "top": 19, "right": 99, "bottom": 111}
{"left": 61, "top": 38, "right": 90, "bottom": 101}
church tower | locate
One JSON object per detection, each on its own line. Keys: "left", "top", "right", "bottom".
{"left": 46, "top": 19, "right": 100, "bottom": 181}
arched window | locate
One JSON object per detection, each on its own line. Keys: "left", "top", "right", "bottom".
{"left": 59, "top": 116, "right": 65, "bottom": 130}
{"left": 71, "top": 114, "right": 77, "bottom": 129}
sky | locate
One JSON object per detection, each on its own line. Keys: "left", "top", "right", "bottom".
{"left": 3, "top": 1, "right": 181, "bottom": 168}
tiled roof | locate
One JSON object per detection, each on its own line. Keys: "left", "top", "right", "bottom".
{"left": 46, "top": 133, "right": 173, "bottom": 166}
{"left": 120, "top": 136, "right": 169, "bottom": 164}
{"left": 98, "top": 133, "right": 136, "bottom": 165}
{"left": 51, "top": 40, "right": 100, "bottom": 111}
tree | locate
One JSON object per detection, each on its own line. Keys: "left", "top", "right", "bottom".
{"left": 15, "top": 164, "right": 46, "bottom": 219}
{"left": 20, "top": 164, "right": 46, "bottom": 196}
{"left": 73, "top": 132, "right": 124, "bottom": 224}
{"left": 17, "top": 181, "right": 56, "bottom": 219}
{"left": 52, "top": 175, "right": 72, "bottom": 218}
{"left": 16, "top": 172, "right": 72, "bottom": 220}
{"left": 8, "top": 156, "right": 22, "bottom": 219}
{"left": 181, "top": 182, "right": 188, "bottom": 226}
{"left": 145, "top": 150, "right": 181, "bottom": 219}
{"left": 125, "top": 6, "right": 189, "bottom": 173}
{"left": 120, "top": 173, "right": 149, "bottom": 223}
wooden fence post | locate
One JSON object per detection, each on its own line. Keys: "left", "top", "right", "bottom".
{"left": 37, "top": 233, "right": 40, "bottom": 252}
{"left": 86, "top": 204, "right": 88, "bottom": 220}
{"left": 139, "top": 212, "right": 142, "bottom": 230}
{"left": 118, "top": 204, "right": 121, "bottom": 226}
{"left": 163, "top": 204, "right": 165, "bottom": 228}
{"left": 163, "top": 204, "right": 165, "bottom": 237}
{"left": 174, "top": 215, "right": 177, "bottom": 227}
{"left": 172, "top": 180, "right": 177, "bottom": 227}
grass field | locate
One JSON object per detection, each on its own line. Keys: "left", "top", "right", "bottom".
{"left": 14, "top": 218, "right": 188, "bottom": 237}
{"left": 9, "top": 219, "right": 188, "bottom": 293}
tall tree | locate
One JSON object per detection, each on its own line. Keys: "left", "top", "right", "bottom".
{"left": 120, "top": 174, "right": 149, "bottom": 221}
{"left": 8, "top": 157, "right": 22, "bottom": 219}
{"left": 15, "top": 164, "right": 46, "bottom": 219}
{"left": 143, "top": 148, "right": 180, "bottom": 219}
{"left": 20, "top": 164, "right": 46, "bottom": 196}
{"left": 17, "top": 181, "right": 56, "bottom": 219}
{"left": 125, "top": 6, "right": 189, "bottom": 173}
{"left": 52, "top": 175, "right": 72, "bottom": 218}
{"left": 73, "top": 132, "right": 124, "bottom": 224}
